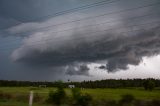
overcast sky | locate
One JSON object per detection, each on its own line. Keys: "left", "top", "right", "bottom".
{"left": 0, "top": 0, "right": 160, "bottom": 81}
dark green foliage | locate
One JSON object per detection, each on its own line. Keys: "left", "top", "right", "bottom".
{"left": 119, "top": 94, "right": 135, "bottom": 105}
{"left": 69, "top": 78, "right": 160, "bottom": 88}
{"left": 143, "top": 79, "right": 155, "bottom": 91}
{"left": 0, "top": 78, "right": 160, "bottom": 88}
{"left": 47, "top": 81, "right": 66, "bottom": 105}
{"left": 72, "top": 88, "right": 92, "bottom": 106}
{"left": 47, "top": 89, "right": 66, "bottom": 105}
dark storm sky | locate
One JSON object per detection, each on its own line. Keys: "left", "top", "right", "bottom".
{"left": 0, "top": 0, "right": 160, "bottom": 81}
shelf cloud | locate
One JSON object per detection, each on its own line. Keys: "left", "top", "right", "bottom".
{"left": 0, "top": 0, "right": 160, "bottom": 78}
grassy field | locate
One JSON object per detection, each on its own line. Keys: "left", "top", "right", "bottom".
{"left": 0, "top": 87, "right": 160, "bottom": 106}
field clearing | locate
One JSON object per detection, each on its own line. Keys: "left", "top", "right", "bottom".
{"left": 0, "top": 87, "right": 160, "bottom": 100}
{"left": 0, "top": 87, "right": 160, "bottom": 106}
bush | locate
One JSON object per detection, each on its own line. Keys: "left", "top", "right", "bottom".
{"left": 47, "top": 89, "right": 66, "bottom": 105}
{"left": 72, "top": 88, "right": 92, "bottom": 106}
{"left": 47, "top": 81, "right": 66, "bottom": 105}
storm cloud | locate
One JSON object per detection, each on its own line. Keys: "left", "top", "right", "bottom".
{"left": 65, "top": 64, "right": 90, "bottom": 76}
{"left": 1, "top": 0, "right": 160, "bottom": 77}
{"left": 10, "top": 22, "right": 160, "bottom": 75}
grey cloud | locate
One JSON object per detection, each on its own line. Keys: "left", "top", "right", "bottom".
{"left": 11, "top": 26, "right": 160, "bottom": 73}
{"left": 99, "top": 65, "right": 107, "bottom": 70}
{"left": 8, "top": 0, "right": 160, "bottom": 76}
{"left": 65, "top": 64, "right": 89, "bottom": 76}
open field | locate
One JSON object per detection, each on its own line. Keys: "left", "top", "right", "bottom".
{"left": 0, "top": 87, "right": 160, "bottom": 106}
{"left": 1, "top": 87, "right": 160, "bottom": 100}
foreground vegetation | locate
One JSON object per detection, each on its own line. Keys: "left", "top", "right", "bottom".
{"left": 0, "top": 87, "right": 160, "bottom": 106}
{"left": 1, "top": 87, "right": 160, "bottom": 100}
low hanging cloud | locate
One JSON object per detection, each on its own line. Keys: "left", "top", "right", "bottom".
{"left": 9, "top": 2, "right": 160, "bottom": 76}
{"left": 11, "top": 25, "right": 160, "bottom": 74}
{"left": 65, "top": 64, "right": 90, "bottom": 76}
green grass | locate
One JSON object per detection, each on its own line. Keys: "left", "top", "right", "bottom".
{"left": 0, "top": 87, "right": 160, "bottom": 105}
{"left": 0, "top": 87, "right": 160, "bottom": 100}
{"left": 82, "top": 88, "right": 160, "bottom": 100}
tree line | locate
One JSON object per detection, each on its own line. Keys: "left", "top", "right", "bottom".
{"left": 0, "top": 78, "right": 160, "bottom": 88}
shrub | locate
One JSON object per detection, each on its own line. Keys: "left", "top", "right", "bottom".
{"left": 47, "top": 89, "right": 66, "bottom": 105}
{"left": 72, "top": 88, "right": 92, "bottom": 106}
{"left": 46, "top": 81, "right": 66, "bottom": 106}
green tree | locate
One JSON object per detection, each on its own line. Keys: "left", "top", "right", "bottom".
{"left": 143, "top": 80, "right": 155, "bottom": 91}
{"left": 148, "top": 80, "right": 155, "bottom": 91}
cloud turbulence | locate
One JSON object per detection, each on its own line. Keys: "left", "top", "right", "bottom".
{"left": 11, "top": 19, "right": 160, "bottom": 75}
{"left": 1, "top": 0, "right": 160, "bottom": 78}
